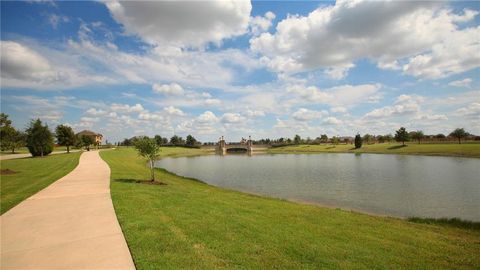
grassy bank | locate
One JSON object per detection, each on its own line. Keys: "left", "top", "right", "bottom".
{"left": 268, "top": 143, "right": 480, "bottom": 158}
{"left": 0, "top": 152, "right": 82, "bottom": 214}
{"left": 100, "top": 148, "right": 480, "bottom": 269}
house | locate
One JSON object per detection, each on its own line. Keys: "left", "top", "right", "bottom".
{"left": 76, "top": 130, "right": 103, "bottom": 145}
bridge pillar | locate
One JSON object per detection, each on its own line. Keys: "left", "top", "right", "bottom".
{"left": 217, "top": 136, "right": 226, "bottom": 155}
{"left": 247, "top": 135, "right": 253, "bottom": 154}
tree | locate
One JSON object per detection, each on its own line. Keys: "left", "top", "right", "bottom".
{"left": 384, "top": 134, "right": 393, "bottom": 143}
{"left": 354, "top": 133, "right": 362, "bottom": 149}
{"left": 0, "top": 114, "right": 26, "bottom": 153}
{"left": 154, "top": 135, "right": 165, "bottom": 146}
{"left": 293, "top": 134, "right": 301, "bottom": 144}
{"left": 55, "top": 125, "right": 76, "bottom": 153}
{"left": 134, "top": 137, "right": 161, "bottom": 182}
{"left": 170, "top": 135, "right": 182, "bottom": 145}
{"left": 435, "top": 133, "right": 446, "bottom": 139}
{"left": 186, "top": 134, "right": 197, "bottom": 146}
{"left": 363, "top": 134, "right": 372, "bottom": 144}
{"left": 26, "top": 119, "right": 54, "bottom": 157}
{"left": 410, "top": 130, "right": 424, "bottom": 144}
{"left": 80, "top": 135, "right": 94, "bottom": 151}
{"left": 395, "top": 127, "right": 410, "bottom": 146}
{"left": 320, "top": 134, "right": 328, "bottom": 144}
{"left": 449, "top": 128, "right": 468, "bottom": 144}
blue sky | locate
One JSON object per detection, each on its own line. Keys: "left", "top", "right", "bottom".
{"left": 1, "top": 0, "right": 479, "bottom": 143}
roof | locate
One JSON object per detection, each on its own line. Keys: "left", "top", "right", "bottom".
{"left": 76, "top": 130, "right": 103, "bottom": 137}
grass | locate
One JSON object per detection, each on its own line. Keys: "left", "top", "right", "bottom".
{"left": 268, "top": 143, "right": 480, "bottom": 158}
{"left": 0, "top": 152, "right": 81, "bottom": 214}
{"left": 0, "top": 146, "right": 76, "bottom": 155}
{"left": 100, "top": 148, "right": 480, "bottom": 269}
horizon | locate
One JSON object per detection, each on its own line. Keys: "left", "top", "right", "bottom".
{"left": 1, "top": 0, "right": 479, "bottom": 143}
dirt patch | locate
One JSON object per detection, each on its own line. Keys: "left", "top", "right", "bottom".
{"left": 1, "top": 169, "right": 18, "bottom": 175}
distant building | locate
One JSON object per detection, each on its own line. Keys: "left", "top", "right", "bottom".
{"left": 76, "top": 130, "right": 103, "bottom": 145}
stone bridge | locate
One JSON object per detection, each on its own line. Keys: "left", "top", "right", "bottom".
{"left": 216, "top": 136, "right": 258, "bottom": 154}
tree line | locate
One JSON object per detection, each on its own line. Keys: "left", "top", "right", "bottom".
{"left": 255, "top": 127, "right": 475, "bottom": 147}
{"left": 0, "top": 114, "right": 100, "bottom": 156}
{"left": 118, "top": 134, "right": 199, "bottom": 148}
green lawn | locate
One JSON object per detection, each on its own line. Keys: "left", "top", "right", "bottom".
{"left": 100, "top": 148, "right": 480, "bottom": 269}
{"left": 0, "top": 152, "right": 81, "bottom": 214}
{"left": 268, "top": 143, "right": 480, "bottom": 158}
{"left": 0, "top": 146, "right": 77, "bottom": 155}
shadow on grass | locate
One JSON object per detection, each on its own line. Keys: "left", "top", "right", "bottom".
{"left": 408, "top": 217, "right": 480, "bottom": 230}
{"left": 114, "top": 178, "right": 167, "bottom": 185}
{"left": 387, "top": 145, "right": 408, "bottom": 150}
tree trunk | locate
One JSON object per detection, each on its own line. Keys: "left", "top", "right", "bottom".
{"left": 67, "top": 145, "right": 70, "bottom": 153}
{"left": 11, "top": 147, "right": 14, "bottom": 154}
{"left": 458, "top": 138, "right": 461, "bottom": 144}
{"left": 150, "top": 160, "right": 155, "bottom": 182}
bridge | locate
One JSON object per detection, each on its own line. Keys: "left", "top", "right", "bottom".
{"left": 216, "top": 136, "right": 257, "bottom": 154}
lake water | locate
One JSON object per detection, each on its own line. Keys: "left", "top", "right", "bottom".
{"left": 155, "top": 153, "right": 480, "bottom": 221}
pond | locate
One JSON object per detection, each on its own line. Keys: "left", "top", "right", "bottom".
{"left": 155, "top": 153, "right": 480, "bottom": 221}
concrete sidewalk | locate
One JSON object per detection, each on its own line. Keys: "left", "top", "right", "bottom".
{"left": 0, "top": 149, "right": 82, "bottom": 161}
{"left": 1, "top": 151, "right": 135, "bottom": 269}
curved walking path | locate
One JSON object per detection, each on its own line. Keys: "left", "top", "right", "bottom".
{"left": 1, "top": 151, "right": 135, "bottom": 269}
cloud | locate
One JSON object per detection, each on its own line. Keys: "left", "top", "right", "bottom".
{"left": 152, "top": 83, "right": 184, "bottom": 95}
{"left": 163, "top": 106, "right": 185, "bottom": 116}
{"left": 292, "top": 108, "right": 328, "bottom": 121}
{"left": 249, "top": 11, "right": 275, "bottom": 36}
{"left": 448, "top": 78, "right": 473, "bottom": 88}
{"left": 221, "top": 113, "right": 246, "bottom": 124}
{"left": 455, "top": 102, "right": 480, "bottom": 119}
{"left": 250, "top": 1, "right": 480, "bottom": 79}
{"left": 197, "top": 111, "right": 219, "bottom": 124}
{"left": 48, "top": 14, "right": 69, "bottom": 29}
{"left": 364, "top": 95, "right": 422, "bottom": 119}
{"left": 110, "top": 103, "right": 144, "bottom": 113}
{"left": 323, "top": 117, "right": 343, "bottom": 125}
{"left": 105, "top": 0, "right": 251, "bottom": 48}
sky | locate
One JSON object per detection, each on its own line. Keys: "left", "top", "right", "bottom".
{"left": 1, "top": 0, "right": 479, "bottom": 143}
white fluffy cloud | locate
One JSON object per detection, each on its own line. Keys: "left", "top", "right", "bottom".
{"left": 455, "top": 102, "right": 480, "bottom": 119}
{"left": 221, "top": 113, "right": 246, "bottom": 124}
{"left": 249, "top": 11, "right": 275, "bottom": 36}
{"left": 448, "top": 78, "right": 473, "bottom": 88}
{"left": 364, "top": 95, "right": 423, "bottom": 119}
{"left": 105, "top": 0, "right": 251, "bottom": 48}
{"left": 110, "top": 103, "right": 144, "bottom": 113}
{"left": 152, "top": 83, "right": 184, "bottom": 95}
{"left": 292, "top": 108, "right": 328, "bottom": 121}
{"left": 250, "top": 0, "right": 480, "bottom": 79}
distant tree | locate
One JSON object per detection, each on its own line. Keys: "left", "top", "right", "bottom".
{"left": 331, "top": 136, "right": 339, "bottom": 145}
{"left": 55, "top": 125, "right": 76, "bottom": 153}
{"left": 26, "top": 119, "right": 54, "bottom": 157}
{"left": 377, "top": 135, "right": 385, "bottom": 143}
{"left": 354, "top": 133, "right": 363, "bottom": 149}
{"left": 384, "top": 134, "right": 394, "bottom": 143}
{"left": 0, "top": 113, "right": 12, "bottom": 127}
{"left": 410, "top": 130, "right": 424, "bottom": 144}
{"left": 186, "top": 134, "right": 197, "bottom": 146}
{"left": 170, "top": 135, "right": 183, "bottom": 145}
{"left": 286, "top": 138, "right": 292, "bottom": 144}
{"left": 449, "top": 128, "right": 468, "bottom": 144}
{"left": 362, "top": 134, "right": 372, "bottom": 144}
{"left": 435, "top": 133, "right": 446, "bottom": 139}
{"left": 134, "top": 137, "right": 161, "bottom": 182}
{"left": 154, "top": 135, "right": 164, "bottom": 146}
{"left": 320, "top": 134, "right": 328, "bottom": 144}
{"left": 395, "top": 127, "right": 410, "bottom": 146}
{"left": 294, "top": 134, "right": 301, "bottom": 144}
{"left": 80, "top": 135, "right": 94, "bottom": 151}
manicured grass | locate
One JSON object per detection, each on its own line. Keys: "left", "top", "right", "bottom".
{"left": 101, "top": 148, "right": 480, "bottom": 269}
{"left": 0, "top": 146, "right": 76, "bottom": 155}
{"left": 268, "top": 143, "right": 480, "bottom": 158}
{"left": 0, "top": 152, "right": 81, "bottom": 214}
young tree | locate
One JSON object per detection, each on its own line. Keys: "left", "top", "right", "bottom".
{"left": 410, "top": 130, "right": 424, "bottom": 144}
{"left": 134, "top": 137, "right": 161, "bottom": 182}
{"left": 80, "top": 135, "right": 94, "bottom": 151}
{"left": 449, "top": 128, "right": 468, "bottom": 144}
{"left": 0, "top": 114, "right": 26, "bottom": 153}
{"left": 395, "top": 127, "right": 410, "bottom": 146}
{"left": 293, "top": 134, "right": 301, "bottom": 144}
{"left": 354, "top": 133, "right": 362, "bottom": 149}
{"left": 55, "top": 125, "right": 76, "bottom": 153}
{"left": 26, "top": 119, "right": 54, "bottom": 157}
{"left": 186, "top": 134, "right": 197, "bottom": 146}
